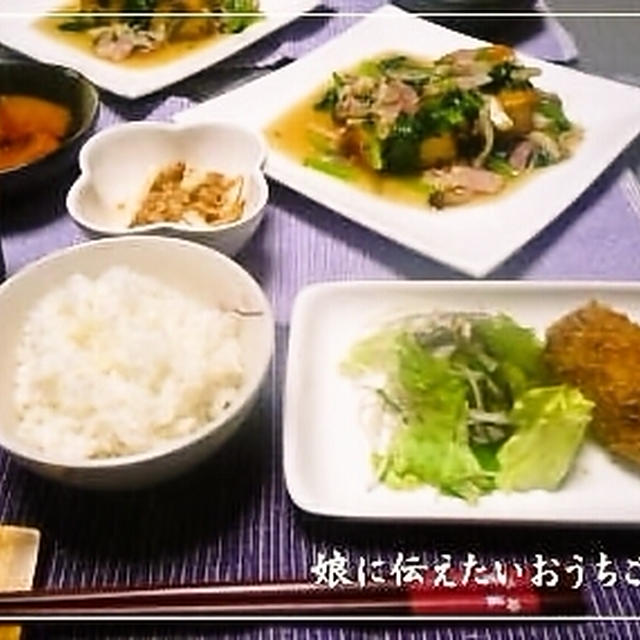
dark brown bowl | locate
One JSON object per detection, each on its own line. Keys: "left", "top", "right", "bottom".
{"left": 394, "top": 0, "right": 536, "bottom": 11}
{"left": 0, "top": 61, "right": 100, "bottom": 197}
{"left": 392, "top": 0, "right": 542, "bottom": 42}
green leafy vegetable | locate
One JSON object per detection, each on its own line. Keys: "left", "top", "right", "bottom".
{"left": 341, "top": 327, "right": 401, "bottom": 376}
{"left": 378, "top": 55, "right": 413, "bottom": 72}
{"left": 342, "top": 312, "right": 592, "bottom": 503}
{"left": 314, "top": 89, "right": 338, "bottom": 112}
{"left": 377, "top": 90, "right": 483, "bottom": 173}
{"left": 58, "top": 17, "right": 99, "bottom": 31}
{"left": 418, "top": 89, "right": 484, "bottom": 137}
{"left": 496, "top": 386, "right": 593, "bottom": 491}
{"left": 537, "top": 96, "right": 572, "bottom": 133}
{"left": 472, "top": 314, "right": 549, "bottom": 399}
{"left": 303, "top": 155, "right": 355, "bottom": 180}
{"left": 221, "top": 0, "right": 260, "bottom": 33}
{"left": 376, "top": 334, "right": 493, "bottom": 501}
{"left": 314, "top": 73, "right": 345, "bottom": 112}
{"left": 122, "top": 0, "right": 157, "bottom": 11}
{"left": 382, "top": 113, "right": 423, "bottom": 173}
{"left": 376, "top": 56, "right": 435, "bottom": 86}
{"left": 485, "top": 154, "right": 520, "bottom": 178}
{"left": 482, "top": 61, "right": 533, "bottom": 93}
{"left": 122, "top": 0, "right": 157, "bottom": 28}
{"left": 471, "top": 441, "right": 502, "bottom": 473}
{"left": 356, "top": 59, "right": 383, "bottom": 77}
{"left": 532, "top": 149, "right": 554, "bottom": 167}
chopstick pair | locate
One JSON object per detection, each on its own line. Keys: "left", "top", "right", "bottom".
{"left": 0, "top": 579, "right": 586, "bottom": 619}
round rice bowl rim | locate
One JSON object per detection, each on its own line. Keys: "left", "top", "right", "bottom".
{"left": 0, "top": 236, "right": 274, "bottom": 470}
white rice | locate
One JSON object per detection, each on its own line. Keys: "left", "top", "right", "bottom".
{"left": 13, "top": 266, "right": 244, "bottom": 460}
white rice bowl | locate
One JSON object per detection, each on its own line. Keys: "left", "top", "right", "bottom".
{"left": 13, "top": 266, "right": 245, "bottom": 461}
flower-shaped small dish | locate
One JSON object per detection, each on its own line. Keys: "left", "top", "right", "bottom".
{"left": 67, "top": 121, "right": 269, "bottom": 256}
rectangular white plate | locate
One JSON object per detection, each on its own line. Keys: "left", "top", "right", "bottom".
{"left": 176, "top": 4, "right": 640, "bottom": 277}
{"left": 284, "top": 280, "right": 640, "bottom": 525}
{"left": 0, "top": 0, "right": 315, "bottom": 98}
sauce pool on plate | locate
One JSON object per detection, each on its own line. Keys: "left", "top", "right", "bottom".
{"left": 35, "top": 14, "right": 224, "bottom": 67}
{"left": 265, "top": 91, "right": 433, "bottom": 208}
{"left": 264, "top": 49, "right": 581, "bottom": 210}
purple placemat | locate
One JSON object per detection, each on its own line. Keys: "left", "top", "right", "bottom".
{"left": 1, "top": 6, "right": 640, "bottom": 640}
{"left": 220, "top": 0, "right": 578, "bottom": 68}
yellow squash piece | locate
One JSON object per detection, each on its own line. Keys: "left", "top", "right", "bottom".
{"left": 419, "top": 132, "right": 457, "bottom": 168}
{"left": 497, "top": 88, "right": 538, "bottom": 135}
{"left": 482, "top": 44, "right": 514, "bottom": 63}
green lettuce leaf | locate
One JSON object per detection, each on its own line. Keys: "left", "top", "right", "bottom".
{"left": 341, "top": 314, "right": 589, "bottom": 503}
{"left": 340, "top": 327, "right": 402, "bottom": 377}
{"left": 379, "top": 335, "right": 493, "bottom": 501}
{"left": 472, "top": 314, "right": 548, "bottom": 398}
{"left": 496, "top": 385, "right": 593, "bottom": 491}
{"left": 303, "top": 155, "right": 356, "bottom": 181}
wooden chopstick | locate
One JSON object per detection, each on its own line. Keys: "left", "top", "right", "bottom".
{"left": 0, "top": 580, "right": 586, "bottom": 618}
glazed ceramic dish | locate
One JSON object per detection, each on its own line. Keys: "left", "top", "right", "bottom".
{"left": 0, "top": 61, "right": 99, "bottom": 196}
{"left": 176, "top": 4, "right": 640, "bottom": 276}
{"left": 285, "top": 280, "right": 640, "bottom": 525}
{"left": 0, "top": 0, "right": 316, "bottom": 98}
{"left": 67, "top": 121, "right": 269, "bottom": 256}
{"left": 0, "top": 237, "right": 274, "bottom": 489}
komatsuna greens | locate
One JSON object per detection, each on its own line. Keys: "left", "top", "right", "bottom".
{"left": 58, "top": 0, "right": 260, "bottom": 62}
{"left": 306, "top": 47, "right": 581, "bottom": 207}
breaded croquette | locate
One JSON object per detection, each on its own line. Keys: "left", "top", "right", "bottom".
{"left": 545, "top": 301, "right": 640, "bottom": 465}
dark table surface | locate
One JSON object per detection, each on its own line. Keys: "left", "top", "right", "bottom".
{"left": 550, "top": 0, "right": 640, "bottom": 175}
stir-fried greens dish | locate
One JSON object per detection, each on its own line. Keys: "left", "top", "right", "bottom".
{"left": 301, "top": 46, "right": 581, "bottom": 207}
{"left": 56, "top": 0, "right": 260, "bottom": 62}
{"left": 342, "top": 312, "right": 593, "bottom": 502}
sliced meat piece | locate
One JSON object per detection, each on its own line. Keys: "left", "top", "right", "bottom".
{"left": 437, "top": 45, "right": 512, "bottom": 77}
{"left": 92, "top": 25, "right": 137, "bottom": 61}
{"left": 373, "top": 79, "right": 419, "bottom": 134}
{"left": 334, "top": 76, "right": 377, "bottom": 121}
{"left": 91, "top": 24, "right": 163, "bottom": 61}
{"left": 508, "top": 140, "right": 535, "bottom": 171}
{"left": 453, "top": 73, "right": 492, "bottom": 90}
{"left": 426, "top": 166, "right": 505, "bottom": 207}
{"left": 439, "top": 48, "right": 478, "bottom": 67}
{"left": 435, "top": 166, "right": 505, "bottom": 193}
{"left": 375, "top": 80, "right": 419, "bottom": 116}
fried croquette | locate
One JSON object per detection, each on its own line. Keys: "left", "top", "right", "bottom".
{"left": 545, "top": 301, "right": 640, "bottom": 465}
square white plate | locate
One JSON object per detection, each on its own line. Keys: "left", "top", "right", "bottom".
{"left": 176, "top": 4, "right": 640, "bottom": 276}
{"left": 284, "top": 280, "right": 640, "bottom": 525}
{"left": 0, "top": 0, "right": 315, "bottom": 98}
